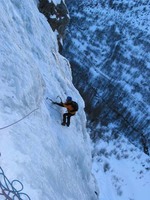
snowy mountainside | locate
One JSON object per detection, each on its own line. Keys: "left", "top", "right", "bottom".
{"left": 91, "top": 125, "right": 150, "bottom": 200}
{"left": 63, "top": 0, "right": 150, "bottom": 153}
{"left": 62, "top": 0, "right": 150, "bottom": 200}
{"left": 0, "top": 0, "right": 97, "bottom": 199}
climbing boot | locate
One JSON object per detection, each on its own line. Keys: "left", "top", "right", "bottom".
{"left": 61, "top": 122, "right": 66, "bottom": 126}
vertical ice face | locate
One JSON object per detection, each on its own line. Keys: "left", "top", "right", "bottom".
{"left": 0, "top": 0, "right": 97, "bottom": 200}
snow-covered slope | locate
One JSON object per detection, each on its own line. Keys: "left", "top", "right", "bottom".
{"left": 0, "top": 0, "right": 97, "bottom": 199}
{"left": 91, "top": 126, "right": 150, "bottom": 200}
{"left": 63, "top": 0, "right": 150, "bottom": 153}
{"left": 62, "top": 0, "right": 150, "bottom": 200}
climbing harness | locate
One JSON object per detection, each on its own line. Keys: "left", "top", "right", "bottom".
{"left": 0, "top": 167, "right": 31, "bottom": 200}
{"left": 0, "top": 107, "right": 39, "bottom": 131}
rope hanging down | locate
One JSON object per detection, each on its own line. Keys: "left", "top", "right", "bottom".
{"left": 0, "top": 107, "right": 39, "bottom": 131}
{"left": 0, "top": 167, "right": 31, "bottom": 200}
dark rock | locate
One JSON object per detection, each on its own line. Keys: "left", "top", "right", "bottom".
{"left": 38, "top": 0, "right": 70, "bottom": 52}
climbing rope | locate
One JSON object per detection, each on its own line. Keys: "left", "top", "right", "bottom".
{"left": 0, "top": 107, "right": 39, "bottom": 131}
{"left": 0, "top": 167, "right": 31, "bottom": 200}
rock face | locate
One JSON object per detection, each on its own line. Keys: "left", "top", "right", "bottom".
{"left": 38, "top": 0, "right": 70, "bottom": 51}
{"left": 62, "top": 0, "right": 150, "bottom": 154}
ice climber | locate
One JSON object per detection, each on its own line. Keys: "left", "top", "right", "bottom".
{"left": 53, "top": 96, "right": 78, "bottom": 127}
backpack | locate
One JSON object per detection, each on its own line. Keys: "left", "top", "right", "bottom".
{"left": 71, "top": 101, "right": 78, "bottom": 111}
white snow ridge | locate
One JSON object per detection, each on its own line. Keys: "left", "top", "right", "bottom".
{"left": 0, "top": 0, "right": 97, "bottom": 199}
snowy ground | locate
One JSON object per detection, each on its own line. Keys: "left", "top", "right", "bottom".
{"left": 91, "top": 125, "right": 150, "bottom": 200}
{"left": 0, "top": 0, "right": 97, "bottom": 199}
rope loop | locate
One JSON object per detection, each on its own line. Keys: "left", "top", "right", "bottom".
{"left": 0, "top": 167, "right": 31, "bottom": 200}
